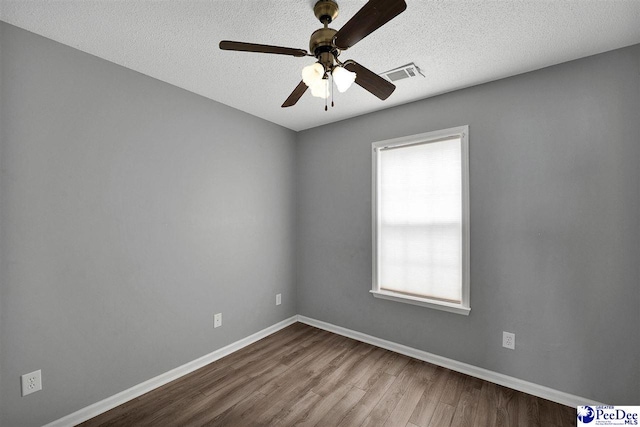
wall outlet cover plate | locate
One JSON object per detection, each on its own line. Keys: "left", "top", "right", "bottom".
{"left": 503, "top": 331, "right": 515, "bottom": 349}
{"left": 21, "top": 370, "right": 42, "bottom": 396}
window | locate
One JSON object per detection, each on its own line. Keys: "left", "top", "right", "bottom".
{"left": 371, "top": 126, "right": 470, "bottom": 315}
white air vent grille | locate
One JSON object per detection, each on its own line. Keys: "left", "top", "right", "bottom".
{"left": 380, "top": 63, "right": 425, "bottom": 82}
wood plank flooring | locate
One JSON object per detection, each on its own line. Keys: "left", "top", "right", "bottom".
{"left": 79, "top": 323, "right": 576, "bottom": 427}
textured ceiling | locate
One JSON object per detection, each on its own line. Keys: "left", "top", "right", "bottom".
{"left": 1, "top": 1, "right": 640, "bottom": 131}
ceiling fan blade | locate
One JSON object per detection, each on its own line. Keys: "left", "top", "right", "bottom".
{"left": 343, "top": 60, "right": 396, "bottom": 100}
{"left": 333, "top": 0, "right": 406, "bottom": 50}
{"left": 282, "top": 81, "right": 309, "bottom": 108}
{"left": 219, "top": 41, "right": 308, "bottom": 57}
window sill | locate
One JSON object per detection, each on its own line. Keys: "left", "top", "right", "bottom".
{"left": 370, "top": 290, "right": 471, "bottom": 316}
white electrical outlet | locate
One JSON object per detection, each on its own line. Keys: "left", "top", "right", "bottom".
{"left": 21, "top": 370, "right": 42, "bottom": 396}
{"left": 503, "top": 331, "right": 515, "bottom": 349}
{"left": 214, "top": 313, "right": 222, "bottom": 328}
{"left": 276, "top": 293, "right": 282, "bottom": 306}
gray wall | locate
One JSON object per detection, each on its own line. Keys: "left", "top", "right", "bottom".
{"left": 2, "top": 19, "right": 639, "bottom": 426}
{"left": 296, "top": 45, "right": 640, "bottom": 404}
{"left": 0, "top": 22, "right": 297, "bottom": 426}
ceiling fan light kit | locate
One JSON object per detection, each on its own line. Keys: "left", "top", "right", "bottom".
{"left": 219, "top": 0, "right": 407, "bottom": 108}
{"left": 301, "top": 62, "right": 355, "bottom": 98}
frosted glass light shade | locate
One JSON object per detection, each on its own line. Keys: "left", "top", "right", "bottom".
{"left": 310, "top": 79, "right": 330, "bottom": 99}
{"left": 302, "top": 63, "right": 324, "bottom": 87}
{"left": 332, "top": 66, "right": 356, "bottom": 92}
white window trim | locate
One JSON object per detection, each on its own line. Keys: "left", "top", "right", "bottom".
{"left": 371, "top": 126, "right": 470, "bottom": 316}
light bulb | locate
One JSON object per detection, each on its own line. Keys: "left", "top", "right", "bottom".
{"left": 332, "top": 66, "right": 356, "bottom": 93}
{"left": 302, "top": 63, "right": 325, "bottom": 87}
{"left": 310, "top": 79, "right": 330, "bottom": 99}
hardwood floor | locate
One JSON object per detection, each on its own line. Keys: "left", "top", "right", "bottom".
{"left": 79, "top": 323, "right": 576, "bottom": 427}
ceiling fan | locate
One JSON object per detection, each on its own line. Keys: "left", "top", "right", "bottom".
{"left": 219, "top": 0, "right": 407, "bottom": 109}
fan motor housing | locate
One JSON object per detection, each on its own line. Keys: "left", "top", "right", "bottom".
{"left": 309, "top": 28, "right": 338, "bottom": 57}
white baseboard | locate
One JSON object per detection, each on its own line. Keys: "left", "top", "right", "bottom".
{"left": 44, "top": 316, "right": 298, "bottom": 427}
{"left": 297, "top": 315, "right": 601, "bottom": 408}
{"left": 45, "top": 313, "right": 599, "bottom": 426}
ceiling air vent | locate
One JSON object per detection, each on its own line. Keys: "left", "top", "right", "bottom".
{"left": 380, "top": 62, "right": 425, "bottom": 82}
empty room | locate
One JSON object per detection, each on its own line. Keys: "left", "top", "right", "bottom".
{"left": 1, "top": 1, "right": 639, "bottom": 426}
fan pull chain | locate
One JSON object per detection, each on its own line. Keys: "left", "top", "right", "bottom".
{"left": 331, "top": 76, "right": 335, "bottom": 107}
{"left": 325, "top": 77, "right": 328, "bottom": 111}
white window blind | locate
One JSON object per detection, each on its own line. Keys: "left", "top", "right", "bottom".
{"left": 372, "top": 126, "right": 469, "bottom": 314}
